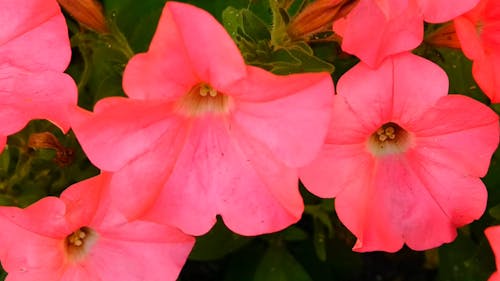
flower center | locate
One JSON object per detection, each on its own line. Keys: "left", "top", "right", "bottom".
{"left": 175, "top": 83, "right": 232, "bottom": 116}
{"left": 367, "top": 122, "right": 411, "bottom": 156}
{"left": 64, "top": 227, "right": 98, "bottom": 262}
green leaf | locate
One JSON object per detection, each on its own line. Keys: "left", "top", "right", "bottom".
{"left": 280, "top": 226, "right": 308, "bottom": 241}
{"left": 269, "top": 0, "right": 290, "bottom": 46}
{"left": 241, "top": 9, "right": 271, "bottom": 41}
{"left": 222, "top": 6, "right": 333, "bottom": 74}
{"left": 437, "top": 233, "right": 494, "bottom": 281}
{"left": 421, "top": 47, "right": 489, "bottom": 103}
{"left": 0, "top": 145, "right": 10, "bottom": 172}
{"left": 254, "top": 245, "right": 313, "bottom": 281}
{"left": 313, "top": 218, "right": 328, "bottom": 261}
{"left": 0, "top": 194, "right": 15, "bottom": 206}
{"left": 489, "top": 203, "right": 500, "bottom": 221}
{"left": 103, "top": 0, "right": 166, "bottom": 52}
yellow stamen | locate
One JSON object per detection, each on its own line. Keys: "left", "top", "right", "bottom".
{"left": 64, "top": 227, "right": 98, "bottom": 262}
{"left": 176, "top": 83, "right": 232, "bottom": 116}
{"left": 368, "top": 122, "right": 412, "bottom": 156}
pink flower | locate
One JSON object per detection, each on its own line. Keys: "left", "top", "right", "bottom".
{"left": 454, "top": 0, "right": 500, "bottom": 103}
{"left": 0, "top": 174, "right": 194, "bottom": 281}
{"left": 334, "top": 0, "right": 480, "bottom": 67}
{"left": 0, "top": 0, "right": 77, "bottom": 149}
{"left": 486, "top": 226, "right": 500, "bottom": 281}
{"left": 71, "top": 2, "right": 334, "bottom": 236}
{"left": 299, "top": 52, "right": 499, "bottom": 252}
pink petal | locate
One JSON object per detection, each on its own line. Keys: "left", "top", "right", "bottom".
{"left": 390, "top": 53, "right": 449, "bottom": 123}
{"left": 336, "top": 55, "right": 395, "bottom": 128}
{"left": 87, "top": 221, "right": 193, "bottom": 281}
{"left": 123, "top": 2, "right": 247, "bottom": 100}
{"left": 454, "top": 16, "right": 485, "bottom": 59}
{"left": 100, "top": 132, "right": 189, "bottom": 225}
{"left": 325, "top": 95, "right": 374, "bottom": 145}
{"left": 144, "top": 117, "right": 303, "bottom": 236}
{"left": 0, "top": 0, "right": 70, "bottom": 71}
{"left": 0, "top": 218, "right": 65, "bottom": 281}
{"left": 418, "top": 0, "right": 480, "bottom": 23}
{"left": 486, "top": 226, "right": 500, "bottom": 281}
{"left": 472, "top": 52, "right": 500, "bottom": 103}
{"left": 404, "top": 149, "right": 487, "bottom": 246}
{"left": 409, "top": 94, "right": 499, "bottom": 176}
{"left": 60, "top": 265, "right": 99, "bottom": 281}
{"left": 232, "top": 66, "right": 334, "bottom": 102}
{"left": 122, "top": 51, "right": 195, "bottom": 101}
{"left": 336, "top": 0, "right": 423, "bottom": 67}
{"left": 337, "top": 151, "right": 487, "bottom": 252}
{"left": 299, "top": 95, "right": 375, "bottom": 197}
{"left": 71, "top": 98, "right": 186, "bottom": 171}
{"left": 337, "top": 53, "right": 447, "bottom": 128}
{"left": 99, "top": 220, "right": 194, "bottom": 244}
{"left": 334, "top": 155, "right": 404, "bottom": 252}
{"left": 0, "top": 65, "right": 77, "bottom": 134}
{"left": 230, "top": 66, "right": 333, "bottom": 167}
{"left": 299, "top": 143, "right": 374, "bottom": 198}
{"left": 0, "top": 198, "right": 70, "bottom": 238}
{"left": 220, "top": 126, "right": 304, "bottom": 235}
{"left": 60, "top": 174, "right": 110, "bottom": 231}
{"left": 165, "top": 2, "right": 246, "bottom": 88}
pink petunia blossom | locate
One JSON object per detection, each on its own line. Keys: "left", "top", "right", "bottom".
{"left": 299, "top": 52, "right": 499, "bottom": 252}
{"left": 454, "top": 0, "right": 500, "bottom": 103}
{"left": 333, "top": 0, "right": 480, "bottom": 68}
{"left": 0, "top": 173, "right": 195, "bottom": 281}
{"left": 71, "top": 2, "right": 334, "bottom": 236}
{"left": 0, "top": 0, "right": 77, "bottom": 149}
{"left": 486, "top": 226, "right": 500, "bottom": 281}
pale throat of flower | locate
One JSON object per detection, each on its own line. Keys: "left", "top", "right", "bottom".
{"left": 367, "top": 122, "right": 412, "bottom": 156}
{"left": 64, "top": 226, "right": 98, "bottom": 262}
{"left": 175, "top": 83, "right": 232, "bottom": 116}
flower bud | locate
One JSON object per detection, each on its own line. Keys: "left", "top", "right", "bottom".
{"left": 425, "top": 22, "right": 461, "bottom": 49}
{"left": 57, "top": 0, "right": 108, "bottom": 33}
{"left": 28, "top": 132, "right": 74, "bottom": 166}
{"left": 288, "top": 0, "right": 359, "bottom": 41}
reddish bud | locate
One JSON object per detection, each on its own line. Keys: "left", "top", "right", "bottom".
{"left": 57, "top": 0, "right": 108, "bottom": 33}
{"left": 425, "top": 23, "right": 461, "bottom": 49}
{"left": 28, "top": 132, "right": 74, "bottom": 166}
{"left": 288, "top": 0, "right": 359, "bottom": 41}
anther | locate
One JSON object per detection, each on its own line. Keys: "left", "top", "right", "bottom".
{"left": 368, "top": 122, "right": 412, "bottom": 156}
{"left": 208, "top": 88, "right": 218, "bottom": 97}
